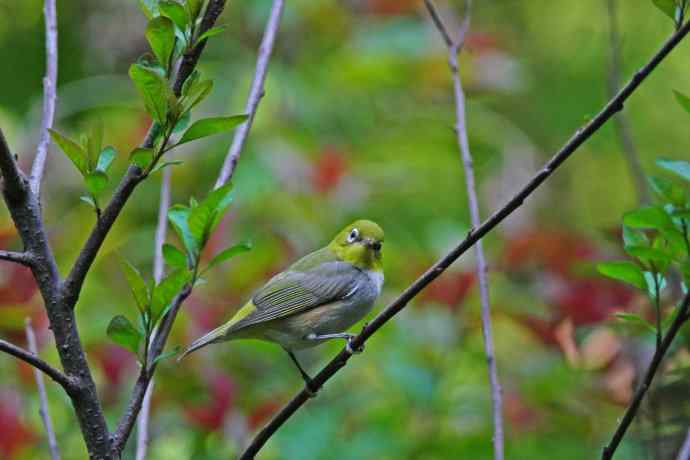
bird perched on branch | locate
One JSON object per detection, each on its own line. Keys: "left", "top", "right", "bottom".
{"left": 181, "top": 220, "right": 384, "bottom": 390}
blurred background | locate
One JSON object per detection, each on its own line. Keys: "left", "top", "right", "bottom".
{"left": 1, "top": 0, "right": 690, "bottom": 458}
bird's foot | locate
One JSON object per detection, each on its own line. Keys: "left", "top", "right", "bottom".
{"left": 345, "top": 335, "right": 364, "bottom": 355}
{"left": 303, "top": 378, "right": 319, "bottom": 398}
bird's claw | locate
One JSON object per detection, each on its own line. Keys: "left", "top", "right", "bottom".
{"left": 304, "top": 379, "right": 319, "bottom": 398}
{"left": 345, "top": 336, "right": 364, "bottom": 355}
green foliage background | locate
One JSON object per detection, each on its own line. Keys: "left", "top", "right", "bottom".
{"left": 0, "top": 0, "right": 690, "bottom": 458}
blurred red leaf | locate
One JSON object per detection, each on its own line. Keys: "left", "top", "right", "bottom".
{"left": 184, "top": 373, "right": 235, "bottom": 431}
{"left": 311, "top": 146, "right": 347, "bottom": 194}
{"left": 503, "top": 389, "right": 540, "bottom": 431}
{"left": 247, "top": 399, "right": 283, "bottom": 431}
{"left": 553, "top": 278, "right": 635, "bottom": 326}
{"left": 0, "top": 265, "right": 38, "bottom": 305}
{"left": 94, "top": 344, "right": 136, "bottom": 387}
{"left": 366, "top": 0, "right": 417, "bottom": 15}
{"left": 0, "top": 391, "right": 35, "bottom": 459}
{"left": 421, "top": 271, "right": 475, "bottom": 309}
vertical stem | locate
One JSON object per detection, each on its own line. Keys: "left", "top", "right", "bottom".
{"left": 676, "top": 427, "right": 690, "bottom": 460}
{"left": 25, "top": 318, "right": 61, "bottom": 460}
{"left": 135, "top": 167, "right": 171, "bottom": 460}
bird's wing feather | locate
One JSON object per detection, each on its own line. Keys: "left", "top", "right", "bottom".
{"left": 229, "top": 257, "right": 361, "bottom": 331}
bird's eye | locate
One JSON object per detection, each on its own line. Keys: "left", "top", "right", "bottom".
{"left": 347, "top": 228, "right": 359, "bottom": 243}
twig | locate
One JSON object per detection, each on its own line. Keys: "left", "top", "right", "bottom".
{"left": 676, "top": 427, "right": 690, "bottom": 460}
{"left": 606, "top": 0, "right": 650, "bottom": 204}
{"left": 61, "top": 0, "right": 227, "bottom": 307}
{"left": 424, "top": 1, "right": 503, "bottom": 458}
{"left": 29, "top": 0, "right": 58, "bottom": 196}
{"left": 239, "top": 17, "right": 690, "bottom": 459}
{"left": 0, "top": 337, "right": 75, "bottom": 392}
{"left": 602, "top": 292, "right": 690, "bottom": 459}
{"left": 25, "top": 318, "right": 60, "bottom": 460}
{"left": 135, "top": 167, "right": 171, "bottom": 460}
{"left": 214, "top": 0, "right": 285, "bottom": 189}
{"left": 0, "top": 250, "right": 33, "bottom": 266}
{"left": 0, "top": 128, "right": 28, "bottom": 202}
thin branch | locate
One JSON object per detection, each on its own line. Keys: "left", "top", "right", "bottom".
{"left": 62, "top": 0, "right": 227, "bottom": 307}
{"left": 0, "top": 337, "right": 75, "bottom": 392}
{"left": 424, "top": 1, "right": 504, "bottom": 459}
{"left": 25, "top": 318, "right": 60, "bottom": 460}
{"left": 0, "top": 128, "right": 28, "bottom": 203}
{"left": 29, "top": 0, "right": 58, "bottom": 196}
{"left": 602, "top": 292, "right": 690, "bottom": 459}
{"left": 239, "top": 17, "right": 690, "bottom": 459}
{"left": 676, "top": 427, "right": 690, "bottom": 460}
{"left": 606, "top": 0, "right": 650, "bottom": 204}
{"left": 214, "top": 0, "right": 285, "bottom": 189}
{"left": 135, "top": 167, "right": 171, "bottom": 460}
{"left": 0, "top": 250, "right": 33, "bottom": 266}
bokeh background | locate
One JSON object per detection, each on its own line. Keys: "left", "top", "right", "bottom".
{"left": 1, "top": 0, "right": 690, "bottom": 458}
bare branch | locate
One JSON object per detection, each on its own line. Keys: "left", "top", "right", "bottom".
{"left": 0, "top": 250, "right": 33, "bottom": 266}
{"left": 62, "top": 0, "right": 228, "bottom": 307}
{"left": 676, "top": 427, "right": 690, "bottom": 460}
{"left": 0, "top": 128, "right": 28, "bottom": 203}
{"left": 25, "top": 318, "right": 61, "bottom": 460}
{"left": 215, "top": 0, "right": 285, "bottom": 189}
{"left": 0, "top": 336, "right": 75, "bottom": 393}
{"left": 29, "top": 0, "right": 58, "bottom": 196}
{"left": 135, "top": 167, "right": 171, "bottom": 460}
{"left": 602, "top": 292, "right": 690, "bottom": 459}
{"left": 239, "top": 17, "right": 690, "bottom": 459}
{"left": 606, "top": 0, "right": 649, "bottom": 204}
{"left": 425, "top": 1, "right": 503, "bottom": 459}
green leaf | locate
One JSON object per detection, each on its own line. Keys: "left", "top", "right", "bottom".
{"left": 181, "top": 70, "right": 200, "bottom": 98}
{"left": 188, "top": 184, "right": 234, "bottom": 248}
{"left": 196, "top": 26, "right": 226, "bottom": 43}
{"left": 48, "top": 129, "right": 88, "bottom": 175}
{"left": 107, "top": 315, "right": 142, "bottom": 355}
{"left": 85, "top": 171, "right": 108, "bottom": 196}
{"left": 152, "top": 345, "right": 181, "bottom": 365}
{"left": 648, "top": 176, "right": 686, "bottom": 206}
{"left": 178, "top": 115, "right": 248, "bottom": 145}
{"left": 672, "top": 208, "right": 690, "bottom": 219}
{"left": 674, "top": 89, "right": 690, "bottom": 116}
{"left": 80, "top": 195, "right": 97, "bottom": 209}
{"left": 97, "top": 146, "right": 117, "bottom": 172}
{"left": 623, "top": 206, "right": 673, "bottom": 230}
{"left": 87, "top": 122, "right": 103, "bottom": 169}
{"left": 182, "top": 79, "right": 213, "bottom": 112}
{"left": 119, "top": 257, "right": 150, "bottom": 312}
{"left": 129, "top": 63, "right": 169, "bottom": 124}
{"left": 163, "top": 243, "right": 187, "bottom": 269}
{"left": 159, "top": 0, "right": 189, "bottom": 31}
{"left": 173, "top": 110, "right": 191, "bottom": 134}
{"left": 146, "top": 16, "right": 176, "bottom": 69}
{"left": 151, "top": 269, "right": 191, "bottom": 324}
{"left": 614, "top": 312, "right": 656, "bottom": 334}
{"left": 644, "top": 271, "right": 667, "bottom": 300}
{"left": 186, "top": 0, "right": 203, "bottom": 20}
{"left": 130, "top": 147, "right": 155, "bottom": 169}
{"left": 657, "top": 157, "right": 690, "bottom": 182}
{"left": 168, "top": 205, "right": 198, "bottom": 259}
{"left": 151, "top": 160, "right": 183, "bottom": 174}
{"left": 622, "top": 225, "right": 649, "bottom": 248}
{"left": 626, "top": 245, "right": 673, "bottom": 264}
{"left": 653, "top": 0, "right": 679, "bottom": 21}
{"left": 597, "top": 261, "right": 647, "bottom": 290}
{"left": 204, "top": 242, "right": 252, "bottom": 273}
{"left": 138, "top": 0, "right": 160, "bottom": 18}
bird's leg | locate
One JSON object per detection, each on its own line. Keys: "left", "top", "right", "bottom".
{"left": 304, "top": 332, "right": 364, "bottom": 355}
{"left": 284, "top": 349, "right": 318, "bottom": 397}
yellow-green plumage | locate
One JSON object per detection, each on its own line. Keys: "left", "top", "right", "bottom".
{"left": 180, "top": 220, "right": 384, "bottom": 361}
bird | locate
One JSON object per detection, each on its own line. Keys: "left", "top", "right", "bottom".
{"left": 180, "top": 219, "right": 384, "bottom": 390}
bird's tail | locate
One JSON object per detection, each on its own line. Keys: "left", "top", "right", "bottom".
{"left": 178, "top": 323, "right": 233, "bottom": 361}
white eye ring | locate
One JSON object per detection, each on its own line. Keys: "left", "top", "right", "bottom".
{"left": 347, "top": 228, "right": 359, "bottom": 243}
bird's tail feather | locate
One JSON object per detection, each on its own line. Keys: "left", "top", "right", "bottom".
{"left": 178, "top": 323, "right": 232, "bottom": 361}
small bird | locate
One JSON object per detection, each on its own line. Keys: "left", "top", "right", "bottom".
{"left": 180, "top": 219, "right": 384, "bottom": 389}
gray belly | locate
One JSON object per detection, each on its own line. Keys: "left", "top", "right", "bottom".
{"left": 261, "top": 288, "right": 378, "bottom": 350}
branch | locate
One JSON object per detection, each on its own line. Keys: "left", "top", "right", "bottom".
{"left": 110, "top": 285, "right": 192, "bottom": 456}
{"left": 62, "top": 0, "right": 227, "bottom": 307}
{"left": 0, "top": 337, "right": 75, "bottom": 393}
{"left": 25, "top": 318, "right": 61, "bottom": 460}
{"left": 0, "top": 250, "right": 33, "bottom": 266}
{"left": 0, "top": 128, "right": 28, "bottom": 203}
{"left": 29, "top": 0, "right": 58, "bottom": 197}
{"left": 424, "top": 1, "right": 504, "bottom": 459}
{"left": 606, "top": 0, "right": 649, "bottom": 204}
{"left": 602, "top": 292, "right": 690, "bottom": 459}
{"left": 676, "top": 427, "right": 690, "bottom": 460}
{"left": 239, "top": 17, "right": 690, "bottom": 460}
{"left": 214, "top": 0, "right": 285, "bottom": 189}
{"left": 135, "top": 167, "right": 171, "bottom": 460}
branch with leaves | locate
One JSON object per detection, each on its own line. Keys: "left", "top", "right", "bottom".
{"left": 424, "top": 1, "right": 504, "bottom": 459}
{"left": 238, "top": 13, "right": 690, "bottom": 459}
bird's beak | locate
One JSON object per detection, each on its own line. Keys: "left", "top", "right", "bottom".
{"left": 365, "top": 238, "right": 382, "bottom": 251}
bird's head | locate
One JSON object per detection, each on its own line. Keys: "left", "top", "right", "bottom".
{"left": 329, "top": 219, "right": 384, "bottom": 270}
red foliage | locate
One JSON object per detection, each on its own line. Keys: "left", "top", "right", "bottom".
{"left": 311, "top": 146, "right": 347, "bottom": 194}
{"left": 365, "top": 0, "right": 417, "bottom": 15}
{"left": 94, "top": 344, "right": 136, "bottom": 387}
{"left": 552, "top": 278, "right": 635, "bottom": 326}
{"left": 0, "top": 392, "right": 35, "bottom": 459}
{"left": 503, "top": 390, "right": 540, "bottom": 431}
{"left": 184, "top": 373, "right": 235, "bottom": 431}
{"left": 421, "top": 271, "right": 475, "bottom": 309}
{"left": 247, "top": 399, "right": 283, "bottom": 431}
{"left": 0, "top": 265, "right": 38, "bottom": 306}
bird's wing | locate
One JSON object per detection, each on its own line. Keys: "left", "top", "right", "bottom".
{"left": 230, "top": 259, "right": 361, "bottom": 331}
